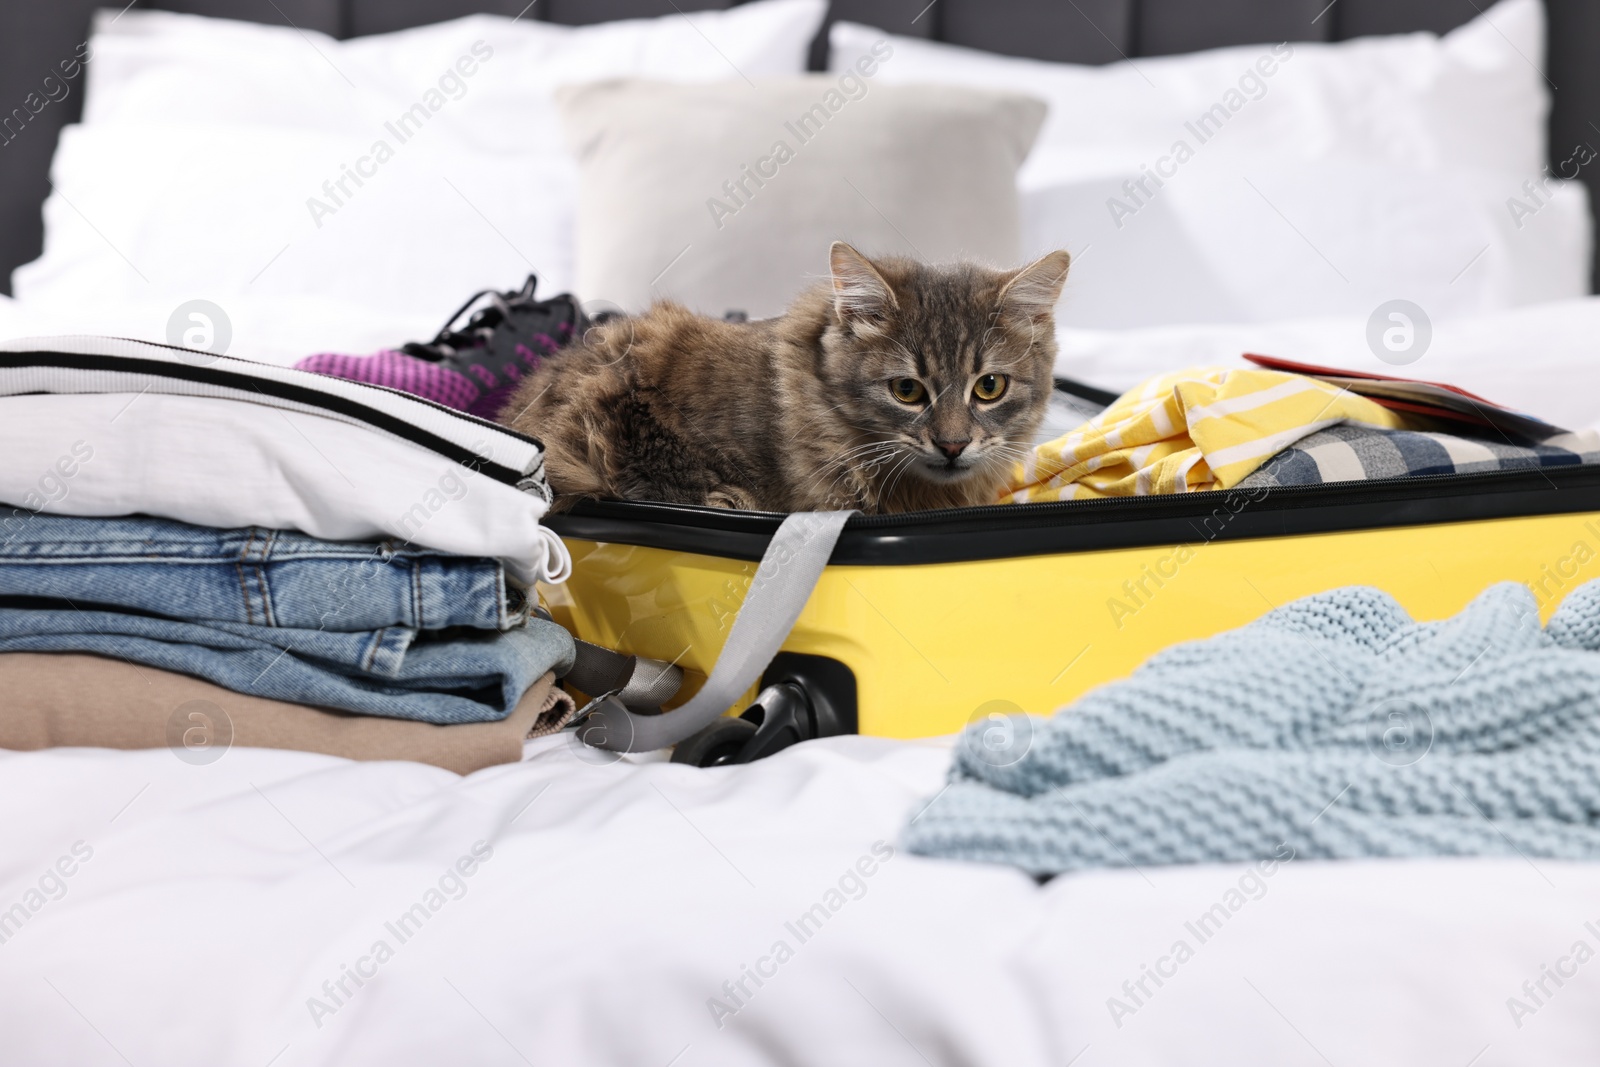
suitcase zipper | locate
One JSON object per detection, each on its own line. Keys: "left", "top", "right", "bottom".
{"left": 842, "top": 465, "right": 1587, "bottom": 527}
{"left": 547, "top": 464, "right": 1600, "bottom": 565}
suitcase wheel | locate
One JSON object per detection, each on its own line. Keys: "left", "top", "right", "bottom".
{"left": 671, "top": 666, "right": 853, "bottom": 767}
{"left": 670, "top": 716, "right": 758, "bottom": 767}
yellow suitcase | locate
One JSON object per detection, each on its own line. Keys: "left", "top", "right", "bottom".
{"left": 541, "top": 462, "right": 1600, "bottom": 764}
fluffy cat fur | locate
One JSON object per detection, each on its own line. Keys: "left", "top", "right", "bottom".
{"left": 500, "top": 242, "right": 1071, "bottom": 514}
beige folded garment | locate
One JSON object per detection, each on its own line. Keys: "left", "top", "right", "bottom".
{"left": 0, "top": 653, "right": 575, "bottom": 775}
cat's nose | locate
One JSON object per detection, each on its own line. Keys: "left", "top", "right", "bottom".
{"left": 934, "top": 439, "right": 970, "bottom": 459}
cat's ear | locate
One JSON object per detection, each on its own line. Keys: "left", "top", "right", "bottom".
{"left": 997, "top": 249, "right": 1072, "bottom": 327}
{"left": 829, "top": 241, "right": 897, "bottom": 329}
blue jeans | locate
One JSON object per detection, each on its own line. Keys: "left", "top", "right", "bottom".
{"left": 0, "top": 606, "right": 574, "bottom": 723}
{"left": 0, "top": 510, "right": 574, "bottom": 722}
{"left": 0, "top": 510, "right": 524, "bottom": 631}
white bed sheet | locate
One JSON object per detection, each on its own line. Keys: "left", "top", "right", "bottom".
{"left": 1054, "top": 296, "right": 1600, "bottom": 434}
{"left": 0, "top": 735, "right": 1595, "bottom": 1066}
{"left": 4, "top": 292, "right": 1600, "bottom": 1063}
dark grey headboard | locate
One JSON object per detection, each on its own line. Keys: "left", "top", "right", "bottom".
{"left": 2, "top": 0, "right": 1597, "bottom": 294}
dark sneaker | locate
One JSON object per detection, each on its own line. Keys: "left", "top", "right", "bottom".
{"left": 401, "top": 275, "right": 588, "bottom": 420}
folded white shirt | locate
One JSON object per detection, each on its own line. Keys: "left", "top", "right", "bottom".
{"left": 0, "top": 336, "right": 570, "bottom": 584}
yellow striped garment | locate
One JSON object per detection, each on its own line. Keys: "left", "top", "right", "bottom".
{"left": 1003, "top": 367, "right": 1409, "bottom": 502}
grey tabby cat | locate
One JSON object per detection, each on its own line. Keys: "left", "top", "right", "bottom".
{"left": 501, "top": 242, "right": 1072, "bottom": 514}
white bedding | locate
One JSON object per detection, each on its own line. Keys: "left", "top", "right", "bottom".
{"left": 6, "top": 247, "right": 1600, "bottom": 1067}
{"left": 3, "top": 298, "right": 1599, "bottom": 1062}
{"left": 1, "top": 734, "right": 1595, "bottom": 1066}
{"left": 1055, "top": 297, "right": 1600, "bottom": 433}
{"left": 6, "top": 3, "right": 1598, "bottom": 1060}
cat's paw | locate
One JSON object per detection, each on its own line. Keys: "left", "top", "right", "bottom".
{"left": 705, "top": 486, "right": 760, "bottom": 510}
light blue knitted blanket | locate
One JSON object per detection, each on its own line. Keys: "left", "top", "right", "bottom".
{"left": 904, "top": 580, "right": 1600, "bottom": 876}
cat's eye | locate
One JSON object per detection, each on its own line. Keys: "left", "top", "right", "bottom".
{"left": 890, "top": 378, "right": 927, "bottom": 404}
{"left": 973, "top": 374, "right": 1008, "bottom": 402}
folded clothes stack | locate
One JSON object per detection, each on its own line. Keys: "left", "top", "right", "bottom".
{"left": 0, "top": 335, "right": 577, "bottom": 773}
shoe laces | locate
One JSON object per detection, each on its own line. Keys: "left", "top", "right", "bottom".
{"left": 406, "top": 276, "right": 538, "bottom": 361}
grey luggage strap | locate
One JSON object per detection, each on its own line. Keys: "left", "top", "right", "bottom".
{"left": 564, "top": 640, "right": 684, "bottom": 711}
{"left": 578, "top": 509, "right": 854, "bottom": 753}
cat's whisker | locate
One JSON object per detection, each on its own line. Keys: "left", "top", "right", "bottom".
{"left": 984, "top": 458, "right": 1030, "bottom": 480}
{"left": 984, "top": 448, "right": 1035, "bottom": 473}
{"left": 983, "top": 352, "right": 1036, "bottom": 372}
{"left": 838, "top": 436, "right": 905, "bottom": 457}
{"left": 791, "top": 409, "right": 888, "bottom": 441}
{"left": 828, "top": 451, "right": 901, "bottom": 482}
{"left": 834, "top": 445, "right": 905, "bottom": 486}
{"left": 879, "top": 450, "right": 922, "bottom": 510}
{"left": 799, "top": 442, "right": 904, "bottom": 500}
{"left": 818, "top": 468, "right": 870, "bottom": 506}
{"left": 789, "top": 399, "right": 864, "bottom": 428}
{"left": 883, "top": 337, "right": 921, "bottom": 368}
{"left": 805, "top": 440, "right": 901, "bottom": 478}
{"left": 833, "top": 439, "right": 901, "bottom": 459}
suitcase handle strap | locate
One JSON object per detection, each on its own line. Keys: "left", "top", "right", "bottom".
{"left": 577, "top": 509, "right": 855, "bottom": 753}
{"left": 564, "top": 641, "right": 685, "bottom": 712}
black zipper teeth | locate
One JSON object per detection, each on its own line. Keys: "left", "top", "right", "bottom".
{"left": 845, "top": 466, "right": 1578, "bottom": 527}
{"left": 557, "top": 464, "right": 1595, "bottom": 534}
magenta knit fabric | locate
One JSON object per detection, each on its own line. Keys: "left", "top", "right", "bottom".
{"left": 295, "top": 350, "right": 481, "bottom": 412}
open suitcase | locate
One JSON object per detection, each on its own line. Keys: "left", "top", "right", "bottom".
{"left": 540, "top": 412, "right": 1600, "bottom": 766}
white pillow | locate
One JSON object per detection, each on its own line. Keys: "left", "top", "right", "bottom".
{"left": 12, "top": 123, "right": 575, "bottom": 318}
{"left": 556, "top": 78, "right": 1046, "bottom": 318}
{"left": 13, "top": 0, "right": 826, "bottom": 320}
{"left": 84, "top": 1, "right": 828, "bottom": 152}
{"left": 830, "top": 0, "right": 1548, "bottom": 182}
{"left": 833, "top": 0, "right": 1584, "bottom": 326}
{"left": 1025, "top": 159, "right": 1592, "bottom": 329}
